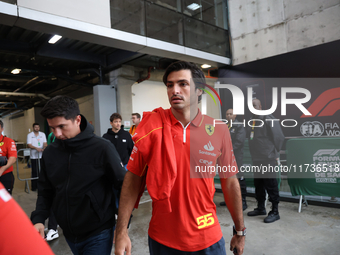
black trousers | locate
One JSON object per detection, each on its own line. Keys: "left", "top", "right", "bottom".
{"left": 0, "top": 171, "right": 15, "bottom": 195}
{"left": 253, "top": 160, "right": 280, "bottom": 205}
{"left": 238, "top": 177, "right": 247, "bottom": 199}
{"left": 31, "top": 159, "right": 40, "bottom": 191}
{"left": 48, "top": 209, "right": 58, "bottom": 230}
{"left": 236, "top": 161, "right": 247, "bottom": 199}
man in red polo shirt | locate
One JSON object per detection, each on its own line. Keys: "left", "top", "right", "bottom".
{"left": 0, "top": 182, "right": 54, "bottom": 255}
{"left": 0, "top": 120, "right": 17, "bottom": 195}
{"left": 115, "top": 61, "right": 246, "bottom": 255}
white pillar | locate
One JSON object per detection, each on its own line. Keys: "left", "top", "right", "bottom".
{"left": 93, "top": 85, "right": 117, "bottom": 136}
{"left": 109, "top": 66, "right": 136, "bottom": 128}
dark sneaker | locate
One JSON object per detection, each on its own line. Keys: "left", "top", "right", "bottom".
{"left": 247, "top": 208, "right": 267, "bottom": 216}
{"left": 220, "top": 201, "right": 226, "bottom": 206}
{"left": 264, "top": 211, "right": 280, "bottom": 223}
{"left": 242, "top": 200, "right": 248, "bottom": 211}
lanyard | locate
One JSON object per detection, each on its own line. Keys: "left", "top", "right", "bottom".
{"left": 35, "top": 134, "right": 41, "bottom": 146}
{"left": 250, "top": 120, "right": 256, "bottom": 140}
{"left": 251, "top": 120, "right": 256, "bottom": 130}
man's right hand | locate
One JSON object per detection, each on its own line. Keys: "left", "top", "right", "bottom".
{"left": 114, "top": 232, "right": 131, "bottom": 255}
{"left": 34, "top": 223, "right": 45, "bottom": 239}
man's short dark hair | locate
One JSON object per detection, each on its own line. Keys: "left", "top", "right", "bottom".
{"left": 132, "top": 113, "right": 141, "bottom": 119}
{"left": 110, "top": 113, "right": 122, "bottom": 122}
{"left": 41, "top": 95, "right": 80, "bottom": 120}
{"left": 33, "top": 123, "right": 39, "bottom": 128}
{"left": 0, "top": 120, "right": 3, "bottom": 129}
{"left": 162, "top": 61, "right": 206, "bottom": 102}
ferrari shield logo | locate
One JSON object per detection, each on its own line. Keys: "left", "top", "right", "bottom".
{"left": 205, "top": 124, "right": 214, "bottom": 136}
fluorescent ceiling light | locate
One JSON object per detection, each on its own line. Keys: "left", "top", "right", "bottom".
{"left": 48, "top": 35, "right": 62, "bottom": 44}
{"left": 201, "top": 64, "right": 211, "bottom": 69}
{"left": 11, "top": 69, "right": 21, "bottom": 74}
{"left": 187, "top": 3, "right": 202, "bottom": 11}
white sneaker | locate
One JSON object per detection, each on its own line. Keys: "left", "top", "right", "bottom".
{"left": 46, "top": 229, "right": 59, "bottom": 241}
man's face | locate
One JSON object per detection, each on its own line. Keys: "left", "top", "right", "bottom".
{"left": 0, "top": 126, "right": 3, "bottom": 135}
{"left": 47, "top": 115, "right": 81, "bottom": 140}
{"left": 33, "top": 125, "right": 40, "bottom": 132}
{"left": 166, "top": 70, "right": 202, "bottom": 111}
{"left": 252, "top": 99, "right": 262, "bottom": 110}
{"left": 226, "top": 109, "right": 236, "bottom": 122}
{"left": 111, "top": 118, "right": 121, "bottom": 132}
{"left": 131, "top": 115, "right": 140, "bottom": 125}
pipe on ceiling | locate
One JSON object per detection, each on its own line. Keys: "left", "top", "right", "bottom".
{"left": 13, "top": 76, "right": 40, "bottom": 93}
{"left": 0, "top": 102, "right": 17, "bottom": 109}
{"left": 0, "top": 92, "right": 50, "bottom": 100}
{"left": 136, "top": 66, "right": 155, "bottom": 84}
{"left": 0, "top": 109, "right": 24, "bottom": 118}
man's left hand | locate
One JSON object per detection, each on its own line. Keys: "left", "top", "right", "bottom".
{"left": 230, "top": 235, "right": 245, "bottom": 255}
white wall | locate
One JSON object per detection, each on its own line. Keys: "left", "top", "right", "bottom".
{"left": 76, "top": 94, "right": 95, "bottom": 126}
{"left": 2, "top": 108, "right": 35, "bottom": 143}
{"left": 132, "top": 81, "right": 170, "bottom": 118}
{"left": 17, "top": 0, "right": 111, "bottom": 27}
{"left": 229, "top": 0, "right": 340, "bottom": 65}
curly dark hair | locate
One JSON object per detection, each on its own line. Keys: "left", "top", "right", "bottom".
{"left": 110, "top": 113, "right": 122, "bottom": 122}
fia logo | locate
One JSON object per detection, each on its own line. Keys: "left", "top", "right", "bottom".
{"left": 300, "top": 121, "right": 324, "bottom": 137}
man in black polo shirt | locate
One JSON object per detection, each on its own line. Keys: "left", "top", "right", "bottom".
{"left": 247, "top": 99, "right": 285, "bottom": 223}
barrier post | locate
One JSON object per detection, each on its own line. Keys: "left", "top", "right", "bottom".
{"left": 15, "top": 148, "right": 41, "bottom": 194}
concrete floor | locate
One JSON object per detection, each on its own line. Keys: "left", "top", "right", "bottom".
{"left": 12, "top": 163, "right": 340, "bottom": 255}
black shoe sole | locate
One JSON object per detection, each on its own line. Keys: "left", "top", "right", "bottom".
{"left": 247, "top": 211, "right": 267, "bottom": 216}
{"left": 264, "top": 215, "right": 280, "bottom": 223}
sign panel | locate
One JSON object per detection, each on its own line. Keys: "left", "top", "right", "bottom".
{"left": 218, "top": 78, "right": 340, "bottom": 138}
{"left": 286, "top": 137, "right": 340, "bottom": 197}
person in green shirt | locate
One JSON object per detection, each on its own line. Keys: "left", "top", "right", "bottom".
{"left": 45, "top": 131, "right": 59, "bottom": 241}
{"left": 47, "top": 132, "right": 55, "bottom": 145}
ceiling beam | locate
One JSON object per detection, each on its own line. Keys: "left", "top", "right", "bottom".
{"left": 0, "top": 39, "right": 34, "bottom": 55}
{"left": 0, "top": 39, "right": 107, "bottom": 67}
{"left": 37, "top": 44, "right": 107, "bottom": 67}
{"left": 0, "top": 61, "right": 69, "bottom": 75}
{"left": 106, "top": 49, "right": 145, "bottom": 71}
